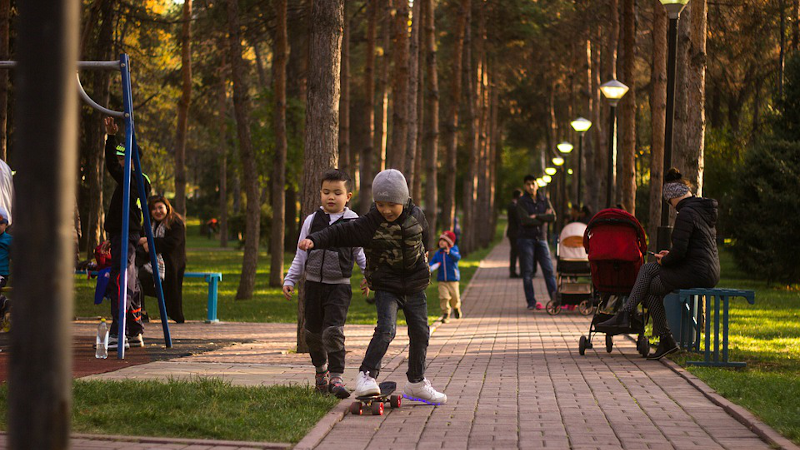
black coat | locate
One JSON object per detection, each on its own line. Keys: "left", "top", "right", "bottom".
{"left": 104, "top": 136, "right": 150, "bottom": 234}
{"left": 659, "top": 197, "right": 720, "bottom": 290}
{"left": 152, "top": 218, "right": 187, "bottom": 323}
{"left": 506, "top": 200, "right": 520, "bottom": 238}
{"left": 308, "top": 200, "right": 431, "bottom": 295}
{"left": 516, "top": 192, "right": 555, "bottom": 240}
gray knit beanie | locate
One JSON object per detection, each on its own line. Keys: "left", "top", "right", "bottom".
{"left": 372, "top": 169, "right": 409, "bottom": 205}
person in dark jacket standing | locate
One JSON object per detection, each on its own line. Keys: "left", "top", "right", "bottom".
{"left": 516, "top": 175, "right": 557, "bottom": 310}
{"left": 138, "top": 195, "right": 187, "bottom": 324}
{"left": 507, "top": 189, "right": 522, "bottom": 278}
{"left": 598, "top": 168, "right": 721, "bottom": 360}
{"left": 103, "top": 117, "right": 150, "bottom": 349}
{"left": 299, "top": 169, "right": 447, "bottom": 406}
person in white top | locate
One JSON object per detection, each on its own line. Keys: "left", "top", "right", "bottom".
{"left": 283, "top": 169, "right": 368, "bottom": 399}
{"left": 0, "top": 158, "right": 14, "bottom": 226}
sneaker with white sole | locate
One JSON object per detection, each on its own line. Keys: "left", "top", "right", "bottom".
{"left": 108, "top": 335, "right": 129, "bottom": 350}
{"left": 128, "top": 333, "right": 144, "bottom": 348}
{"left": 354, "top": 371, "right": 380, "bottom": 397}
{"left": 403, "top": 378, "right": 447, "bottom": 405}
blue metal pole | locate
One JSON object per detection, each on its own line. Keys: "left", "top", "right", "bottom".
{"left": 117, "top": 54, "right": 133, "bottom": 359}
{"left": 120, "top": 54, "right": 172, "bottom": 348}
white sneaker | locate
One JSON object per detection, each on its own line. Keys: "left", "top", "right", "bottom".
{"left": 128, "top": 333, "right": 144, "bottom": 348}
{"left": 403, "top": 378, "right": 447, "bottom": 405}
{"left": 107, "top": 335, "right": 129, "bottom": 350}
{"left": 354, "top": 371, "right": 380, "bottom": 397}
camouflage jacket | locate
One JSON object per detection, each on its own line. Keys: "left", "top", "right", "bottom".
{"left": 307, "top": 199, "right": 431, "bottom": 295}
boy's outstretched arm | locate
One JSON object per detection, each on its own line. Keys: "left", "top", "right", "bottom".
{"left": 448, "top": 245, "right": 462, "bottom": 262}
{"left": 284, "top": 214, "right": 315, "bottom": 299}
{"left": 306, "top": 213, "right": 378, "bottom": 250}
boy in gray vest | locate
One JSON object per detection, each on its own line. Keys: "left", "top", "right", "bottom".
{"left": 284, "top": 169, "right": 368, "bottom": 398}
{"left": 299, "top": 169, "right": 447, "bottom": 406}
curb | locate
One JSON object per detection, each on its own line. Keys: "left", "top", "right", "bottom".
{"left": 659, "top": 357, "right": 800, "bottom": 450}
{"left": 292, "top": 400, "right": 350, "bottom": 450}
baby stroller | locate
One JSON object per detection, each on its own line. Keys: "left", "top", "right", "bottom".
{"left": 546, "top": 222, "right": 595, "bottom": 315}
{"left": 578, "top": 208, "right": 650, "bottom": 356}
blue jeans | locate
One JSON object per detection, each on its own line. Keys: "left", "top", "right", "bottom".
{"left": 517, "top": 238, "right": 558, "bottom": 307}
{"left": 360, "top": 290, "right": 429, "bottom": 383}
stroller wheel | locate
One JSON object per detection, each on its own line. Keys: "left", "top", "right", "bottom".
{"left": 578, "top": 300, "right": 594, "bottom": 316}
{"left": 605, "top": 334, "right": 613, "bottom": 353}
{"left": 546, "top": 300, "right": 560, "bottom": 315}
{"left": 579, "top": 335, "right": 587, "bottom": 355}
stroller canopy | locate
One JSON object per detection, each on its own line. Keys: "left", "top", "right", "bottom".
{"left": 559, "top": 222, "right": 589, "bottom": 261}
{"left": 583, "top": 208, "right": 647, "bottom": 263}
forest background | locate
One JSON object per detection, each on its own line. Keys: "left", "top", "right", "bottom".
{"left": 0, "top": 0, "right": 796, "bottom": 293}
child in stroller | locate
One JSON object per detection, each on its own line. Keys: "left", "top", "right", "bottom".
{"left": 578, "top": 208, "right": 650, "bottom": 356}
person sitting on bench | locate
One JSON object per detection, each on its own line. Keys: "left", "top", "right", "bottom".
{"left": 598, "top": 168, "right": 721, "bottom": 360}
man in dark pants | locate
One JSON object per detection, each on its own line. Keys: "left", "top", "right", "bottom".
{"left": 516, "top": 175, "right": 557, "bottom": 310}
{"left": 506, "top": 189, "right": 522, "bottom": 278}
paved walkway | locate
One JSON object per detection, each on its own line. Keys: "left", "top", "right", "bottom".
{"left": 1, "top": 240, "right": 791, "bottom": 450}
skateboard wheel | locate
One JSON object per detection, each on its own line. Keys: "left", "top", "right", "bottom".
{"left": 390, "top": 394, "right": 401, "bottom": 408}
{"left": 371, "top": 401, "right": 384, "bottom": 415}
{"left": 349, "top": 401, "right": 363, "bottom": 415}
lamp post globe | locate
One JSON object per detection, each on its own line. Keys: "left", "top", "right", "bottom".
{"left": 543, "top": 175, "right": 552, "bottom": 183}
{"left": 545, "top": 167, "right": 557, "bottom": 176}
{"left": 557, "top": 141, "right": 573, "bottom": 153}
{"left": 570, "top": 117, "right": 592, "bottom": 133}
{"left": 570, "top": 117, "right": 592, "bottom": 207}
{"left": 659, "top": 0, "right": 689, "bottom": 19}
{"left": 552, "top": 156, "right": 564, "bottom": 166}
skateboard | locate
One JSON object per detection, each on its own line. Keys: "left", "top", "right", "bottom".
{"left": 349, "top": 381, "right": 402, "bottom": 416}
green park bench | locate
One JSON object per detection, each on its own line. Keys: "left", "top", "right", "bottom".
{"left": 75, "top": 270, "right": 222, "bottom": 323}
{"left": 664, "top": 288, "right": 755, "bottom": 368}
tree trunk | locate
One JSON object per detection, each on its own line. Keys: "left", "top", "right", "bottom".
{"left": 253, "top": 40, "right": 269, "bottom": 90}
{"left": 461, "top": 3, "right": 476, "bottom": 254}
{"left": 376, "top": 2, "right": 391, "bottom": 173}
{"left": 389, "top": 0, "right": 409, "bottom": 170}
{"left": 487, "top": 69, "right": 499, "bottom": 244}
{"left": 792, "top": 0, "right": 799, "bottom": 51}
{"left": 648, "top": 1, "right": 666, "bottom": 252}
{"left": 405, "top": 0, "right": 421, "bottom": 186}
{"left": 218, "top": 76, "right": 229, "bottom": 248}
{"left": 339, "top": 0, "right": 350, "bottom": 175}
{"left": 681, "top": 0, "right": 707, "bottom": 195}
{"left": 581, "top": 38, "right": 593, "bottom": 209}
{"left": 300, "top": 0, "right": 344, "bottom": 353}
{"left": 0, "top": 0, "right": 10, "bottom": 161}
{"left": 423, "top": 0, "right": 439, "bottom": 247}
{"left": 620, "top": 0, "right": 636, "bottom": 213}
{"left": 591, "top": 28, "right": 604, "bottom": 214}
{"left": 174, "top": 0, "right": 192, "bottom": 216}
{"left": 672, "top": 4, "right": 691, "bottom": 171}
{"left": 270, "top": 0, "right": 288, "bottom": 287}
{"left": 227, "top": 0, "right": 261, "bottom": 300}
{"left": 443, "top": 0, "right": 468, "bottom": 232}
{"left": 359, "top": 0, "right": 378, "bottom": 214}
{"left": 475, "top": 3, "right": 489, "bottom": 248}
{"left": 605, "top": 0, "right": 619, "bottom": 206}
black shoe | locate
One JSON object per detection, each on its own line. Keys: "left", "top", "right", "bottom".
{"left": 647, "top": 334, "right": 678, "bottom": 360}
{"left": 441, "top": 312, "right": 450, "bottom": 324}
{"left": 509, "top": 273, "right": 519, "bottom": 279}
{"left": 453, "top": 308, "right": 462, "bottom": 319}
{"left": 596, "top": 310, "right": 630, "bottom": 329}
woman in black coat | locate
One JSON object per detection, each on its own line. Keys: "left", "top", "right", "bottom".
{"left": 598, "top": 168, "right": 720, "bottom": 360}
{"left": 139, "top": 195, "right": 187, "bottom": 323}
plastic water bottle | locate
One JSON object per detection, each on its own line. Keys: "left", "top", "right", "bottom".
{"left": 95, "top": 319, "right": 109, "bottom": 359}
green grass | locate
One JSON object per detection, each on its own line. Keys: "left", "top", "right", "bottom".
{"left": 670, "top": 248, "right": 800, "bottom": 444}
{"left": 74, "top": 218, "right": 505, "bottom": 326}
{"left": 0, "top": 378, "right": 339, "bottom": 443}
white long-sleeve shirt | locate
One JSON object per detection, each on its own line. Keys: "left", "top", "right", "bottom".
{"left": 284, "top": 207, "right": 367, "bottom": 287}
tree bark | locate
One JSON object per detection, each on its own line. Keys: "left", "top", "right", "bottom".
{"left": 604, "top": 0, "right": 619, "bottom": 205}
{"left": 423, "top": 0, "right": 439, "bottom": 247}
{"left": 376, "top": 2, "right": 391, "bottom": 172}
{"left": 591, "top": 27, "right": 604, "bottom": 214}
{"left": 339, "top": 0, "right": 350, "bottom": 175}
{"left": 442, "top": 0, "right": 468, "bottom": 232}
{"left": 682, "top": 0, "right": 707, "bottom": 196}
{"left": 405, "top": 0, "right": 421, "bottom": 186}
{"left": 227, "top": 0, "right": 261, "bottom": 300}
{"left": 792, "top": 0, "right": 799, "bottom": 51}
{"left": 462, "top": 3, "right": 476, "bottom": 254}
{"left": 389, "top": 0, "right": 409, "bottom": 170}
{"left": 174, "top": 0, "right": 192, "bottom": 216}
{"left": 648, "top": 1, "right": 666, "bottom": 252}
{"left": 581, "top": 38, "right": 594, "bottom": 209}
{"left": 359, "top": 0, "right": 378, "bottom": 214}
{"left": 218, "top": 74, "right": 229, "bottom": 248}
{"left": 0, "top": 0, "right": 10, "bottom": 161}
{"left": 300, "top": 0, "right": 344, "bottom": 352}
{"left": 270, "top": 0, "right": 288, "bottom": 287}
{"left": 620, "top": 0, "right": 636, "bottom": 213}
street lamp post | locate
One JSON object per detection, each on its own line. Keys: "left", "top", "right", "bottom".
{"left": 557, "top": 141, "right": 573, "bottom": 230}
{"left": 570, "top": 117, "right": 592, "bottom": 207}
{"left": 600, "top": 80, "right": 629, "bottom": 208}
{"left": 657, "top": 0, "right": 689, "bottom": 250}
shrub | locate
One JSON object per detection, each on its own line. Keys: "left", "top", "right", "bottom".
{"left": 729, "top": 139, "right": 800, "bottom": 284}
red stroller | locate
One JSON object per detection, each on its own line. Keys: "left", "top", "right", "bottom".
{"left": 578, "top": 208, "right": 650, "bottom": 356}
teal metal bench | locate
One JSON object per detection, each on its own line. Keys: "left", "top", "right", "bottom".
{"left": 76, "top": 270, "right": 222, "bottom": 323}
{"left": 665, "top": 288, "right": 755, "bottom": 368}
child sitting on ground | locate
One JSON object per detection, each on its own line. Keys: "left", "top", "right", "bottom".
{"left": 428, "top": 230, "right": 462, "bottom": 324}
{"left": 299, "top": 169, "right": 447, "bottom": 405}
{"left": 284, "top": 169, "right": 368, "bottom": 398}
